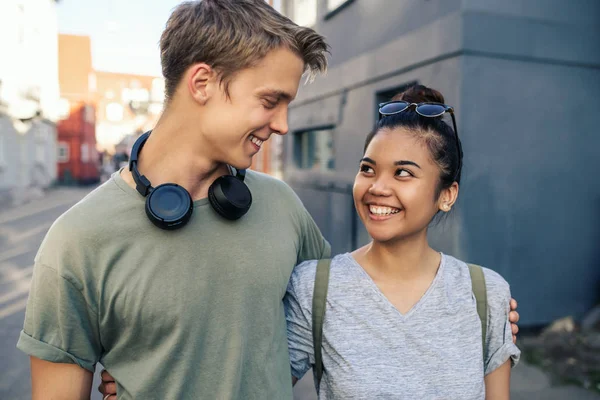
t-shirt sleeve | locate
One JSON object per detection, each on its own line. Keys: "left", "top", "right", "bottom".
{"left": 296, "top": 206, "right": 331, "bottom": 264}
{"left": 273, "top": 178, "right": 330, "bottom": 263}
{"left": 284, "top": 261, "right": 317, "bottom": 380}
{"left": 17, "top": 262, "right": 102, "bottom": 372}
{"left": 482, "top": 269, "right": 521, "bottom": 376}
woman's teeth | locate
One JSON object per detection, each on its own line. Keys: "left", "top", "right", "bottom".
{"left": 369, "top": 205, "right": 400, "bottom": 215}
{"left": 250, "top": 135, "right": 263, "bottom": 147}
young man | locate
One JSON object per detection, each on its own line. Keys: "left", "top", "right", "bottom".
{"left": 18, "top": 1, "right": 519, "bottom": 399}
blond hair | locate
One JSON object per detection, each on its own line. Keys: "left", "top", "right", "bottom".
{"left": 160, "top": 0, "right": 329, "bottom": 101}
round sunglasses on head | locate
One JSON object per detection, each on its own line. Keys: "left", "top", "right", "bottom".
{"left": 378, "top": 101, "right": 463, "bottom": 181}
{"left": 379, "top": 101, "right": 453, "bottom": 118}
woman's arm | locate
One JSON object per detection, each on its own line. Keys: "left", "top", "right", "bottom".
{"left": 284, "top": 261, "right": 320, "bottom": 383}
{"left": 481, "top": 269, "right": 521, "bottom": 398}
{"left": 484, "top": 360, "right": 511, "bottom": 400}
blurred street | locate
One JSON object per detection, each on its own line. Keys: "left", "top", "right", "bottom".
{"left": 0, "top": 186, "right": 106, "bottom": 399}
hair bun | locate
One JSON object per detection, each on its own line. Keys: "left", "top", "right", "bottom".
{"left": 392, "top": 84, "right": 445, "bottom": 104}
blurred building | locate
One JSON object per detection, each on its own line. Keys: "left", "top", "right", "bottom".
{"left": 280, "top": 0, "right": 600, "bottom": 326}
{"left": 56, "top": 34, "right": 99, "bottom": 184}
{"left": 94, "top": 71, "right": 164, "bottom": 154}
{"left": 0, "top": 0, "right": 60, "bottom": 203}
{"left": 249, "top": 0, "right": 284, "bottom": 177}
{"left": 56, "top": 34, "right": 165, "bottom": 182}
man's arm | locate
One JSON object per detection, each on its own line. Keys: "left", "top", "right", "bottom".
{"left": 31, "top": 357, "right": 93, "bottom": 400}
{"left": 484, "top": 360, "right": 511, "bottom": 400}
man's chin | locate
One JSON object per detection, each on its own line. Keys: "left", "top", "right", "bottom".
{"left": 228, "top": 158, "right": 253, "bottom": 171}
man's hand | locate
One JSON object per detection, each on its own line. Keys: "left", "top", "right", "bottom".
{"left": 509, "top": 298, "right": 519, "bottom": 344}
{"left": 98, "top": 369, "right": 117, "bottom": 400}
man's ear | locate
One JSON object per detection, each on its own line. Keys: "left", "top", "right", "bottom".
{"left": 187, "top": 63, "right": 217, "bottom": 105}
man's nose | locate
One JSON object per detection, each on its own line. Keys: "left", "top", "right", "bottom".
{"left": 270, "top": 106, "right": 289, "bottom": 136}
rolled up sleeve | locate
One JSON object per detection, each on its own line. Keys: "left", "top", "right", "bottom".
{"left": 483, "top": 272, "right": 521, "bottom": 375}
{"left": 17, "top": 263, "right": 101, "bottom": 372}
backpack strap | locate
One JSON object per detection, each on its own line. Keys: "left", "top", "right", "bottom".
{"left": 312, "top": 258, "right": 331, "bottom": 391}
{"left": 468, "top": 263, "right": 488, "bottom": 359}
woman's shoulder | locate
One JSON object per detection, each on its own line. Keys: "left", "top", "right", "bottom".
{"left": 443, "top": 254, "right": 511, "bottom": 300}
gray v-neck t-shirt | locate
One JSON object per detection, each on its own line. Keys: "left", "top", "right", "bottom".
{"left": 284, "top": 253, "right": 520, "bottom": 399}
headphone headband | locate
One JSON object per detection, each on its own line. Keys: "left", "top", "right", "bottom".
{"left": 129, "top": 132, "right": 153, "bottom": 197}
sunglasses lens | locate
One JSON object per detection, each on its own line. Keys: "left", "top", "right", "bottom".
{"left": 416, "top": 103, "right": 446, "bottom": 117}
{"left": 379, "top": 101, "right": 409, "bottom": 115}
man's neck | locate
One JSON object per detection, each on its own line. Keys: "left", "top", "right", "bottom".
{"left": 122, "top": 114, "right": 230, "bottom": 201}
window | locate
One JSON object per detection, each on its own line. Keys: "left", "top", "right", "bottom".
{"left": 57, "top": 142, "right": 69, "bottom": 163}
{"left": 270, "top": 134, "right": 284, "bottom": 180}
{"left": 293, "top": 127, "right": 335, "bottom": 171}
{"left": 328, "top": 0, "right": 350, "bottom": 11}
{"left": 254, "top": 148, "right": 264, "bottom": 172}
{"left": 325, "top": 0, "right": 354, "bottom": 19}
{"left": 151, "top": 78, "right": 165, "bottom": 102}
{"left": 88, "top": 72, "right": 97, "bottom": 92}
{"left": 375, "top": 81, "right": 418, "bottom": 121}
{"left": 34, "top": 127, "right": 46, "bottom": 142}
{"left": 292, "top": 0, "right": 317, "bottom": 27}
{"left": 57, "top": 98, "right": 70, "bottom": 120}
{"left": 149, "top": 103, "right": 163, "bottom": 115}
{"left": 84, "top": 105, "right": 95, "bottom": 124}
{"left": 36, "top": 142, "right": 45, "bottom": 163}
{"left": 0, "top": 132, "right": 5, "bottom": 168}
{"left": 17, "top": 4, "right": 25, "bottom": 44}
{"left": 106, "top": 102, "right": 124, "bottom": 122}
{"left": 34, "top": 127, "right": 47, "bottom": 163}
{"left": 270, "top": 0, "right": 282, "bottom": 12}
{"left": 81, "top": 143, "right": 89, "bottom": 163}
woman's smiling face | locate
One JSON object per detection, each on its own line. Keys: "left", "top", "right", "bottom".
{"left": 353, "top": 127, "right": 456, "bottom": 244}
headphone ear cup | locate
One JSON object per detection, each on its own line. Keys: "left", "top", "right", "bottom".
{"left": 208, "top": 175, "right": 252, "bottom": 220}
{"left": 145, "top": 183, "right": 193, "bottom": 230}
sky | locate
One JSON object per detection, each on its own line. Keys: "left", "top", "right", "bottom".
{"left": 56, "top": 0, "right": 184, "bottom": 77}
{"left": 56, "top": 0, "right": 283, "bottom": 77}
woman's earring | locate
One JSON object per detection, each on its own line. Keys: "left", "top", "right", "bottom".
{"left": 443, "top": 204, "right": 451, "bottom": 211}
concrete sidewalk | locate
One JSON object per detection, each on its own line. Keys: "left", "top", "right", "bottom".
{"left": 510, "top": 361, "right": 599, "bottom": 400}
{"left": 0, "top": 185, "right": 95, "bottom": 218}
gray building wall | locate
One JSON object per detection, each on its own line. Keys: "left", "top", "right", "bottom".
{"left": 282, "top": 0, "right": 600, "bottom": 325}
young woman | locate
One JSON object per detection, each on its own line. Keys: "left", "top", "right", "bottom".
{"left": 285, "top": 85, "right": 520, "bottom": 399}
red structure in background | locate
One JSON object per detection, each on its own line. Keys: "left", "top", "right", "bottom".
{"left": 56, "top": 34, "right": 100, "bottom": 184}
{"left": 56, "top": 101, "right": 99, "bottom": 184}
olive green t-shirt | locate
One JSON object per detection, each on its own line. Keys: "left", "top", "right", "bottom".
{"left": 17, "top": 170, "right": 330, "bottom": 399}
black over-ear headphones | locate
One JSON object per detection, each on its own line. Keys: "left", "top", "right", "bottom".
{"left": 129, "top": 131, "right": 252, "bottom": 230}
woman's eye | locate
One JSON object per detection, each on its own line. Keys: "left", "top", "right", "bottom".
{"left": 360, "top": 165, "right": 374, "bottom": 174}
{"left": 396, "top": 169, "right": 412, "bottom": 177}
